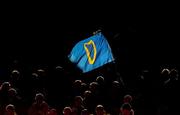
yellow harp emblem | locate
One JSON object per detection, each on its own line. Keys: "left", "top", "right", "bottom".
{"left": 84, "top": 40, "right": 97, "bottom": 64}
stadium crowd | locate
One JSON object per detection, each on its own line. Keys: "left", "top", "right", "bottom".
{"left": 0, "top": 60, "right": 179, "bottom": 115}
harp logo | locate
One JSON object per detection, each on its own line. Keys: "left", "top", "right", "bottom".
{"left": 84, "top": 40, "right": 97, "bottom": 64}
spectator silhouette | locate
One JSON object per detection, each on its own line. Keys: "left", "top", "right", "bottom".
{"left": 28, "top": 93, "right": 49, "bottom": 115}
{"left": 95, "top": 105, "right": 106, "bottom": 115}
{"left": 107, "top": 81, "right": 124, "bottom": 115}
{"left": 155, "top": 68, "right": 171, "bottom": 115}
{"left": 72, "top": 80, "right": 83, "bottom": 97}
{"left": 63, "top": 107, "right": 72, "bottom": 115}
{"left": 167, "top": 68, "right": 179, "bottom": 113}
{"left": 95, "top": 76, "right": 107, "bottom": 106}
{"left": 71, "top": 96, "right": 84, "bottom": 115}
{"left": 83, "top": 90, "right": 94, "bottom": 113}
{"left": 81, "top": 109, "right": 90, "bottom": 115}
{"left": 9, "top": 70, "right": 21, "bottom": 88}
{"left": 48, "top": 108, "right": 58, "bottom": 115}
{"left": 120, "top": 103, "right": 134, "bottom": 115}
{"left": 123, "top": 95, "right": 132, "bottom": 104}
{"left": 88, "top": 82, "right": 100, "bottom": 113}
{"left": 4, "top": 104, "right": 17, "bottom": 115}
{"left": 7, "top": 88, "right": 22, "bottom": 114}
{"left": 0, "top": 82, "right": 11, "bottom": 114}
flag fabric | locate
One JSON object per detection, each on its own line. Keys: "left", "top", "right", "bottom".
{"left": 68, "top": 32, "right": 114, "bottom": 73}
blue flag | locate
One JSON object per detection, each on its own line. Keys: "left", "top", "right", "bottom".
{"left": 68, "top": 32, "right": 114, "bottom": 73}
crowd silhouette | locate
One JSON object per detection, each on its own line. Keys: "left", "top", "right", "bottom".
{"left": 0, "top": 58, "right": 179, "bottom": 115}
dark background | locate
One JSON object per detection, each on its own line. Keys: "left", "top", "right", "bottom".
{"left": 0, "top": 3, "right": 179, "bottom": 115}
{"left": 0, "top": 4, "right": 179, "bottom": 75}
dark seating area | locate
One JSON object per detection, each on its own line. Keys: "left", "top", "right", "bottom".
{"left": 1, "top": 5, "right": 179, "bottom": 115}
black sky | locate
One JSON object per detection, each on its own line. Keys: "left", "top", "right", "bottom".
{"left": 0, "top": 4, "right": 179, "bottom": 68}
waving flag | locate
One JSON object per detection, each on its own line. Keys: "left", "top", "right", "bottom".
{"left": 68, "top": 32, "right": 114, "bottom": 73}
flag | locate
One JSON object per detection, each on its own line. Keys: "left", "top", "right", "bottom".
{"left": 68, "top": 32, "right": 114, "bottom": 73}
